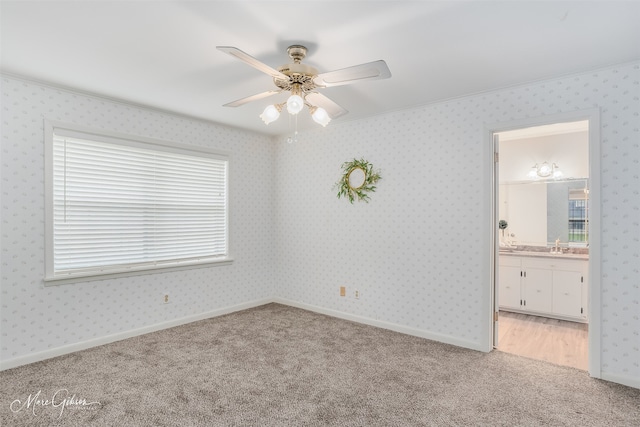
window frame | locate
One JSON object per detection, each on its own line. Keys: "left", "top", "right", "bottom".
{"left": 568, "top": 198, "right": 589, "bottom": 244}
{"left": 44, "top": 120, "right": 232, "bottom": 285}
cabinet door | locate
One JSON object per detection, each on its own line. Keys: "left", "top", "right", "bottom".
{"left": 553, "top": 270, "right": 584, "bottom": 318}
{"left": 499, "top": 265, "right": 522, "bottom": 310}
{"left": 523, "top": 268, "right": 553, "bottom": 313}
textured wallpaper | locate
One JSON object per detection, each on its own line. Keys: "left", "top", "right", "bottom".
{"left": 274, "top": 62, "right": 639, "bottom": 382}
{"left": 1, "top": 77, "right": 275, "bottom": 362}
{"left": 2, "top": 61, "right": 639, "bottom": 385}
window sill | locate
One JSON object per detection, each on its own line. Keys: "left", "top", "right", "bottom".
{"left": 44, "top": 257, "right": 234, "bottom": 286}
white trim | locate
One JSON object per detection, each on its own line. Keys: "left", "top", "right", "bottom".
{"left": 484, "top": 108, "right": 602, "bottom": 378}
{"left": 47, "top": 120, "right": 231, "bottom": 159}
{"left": 44, "top": 119, "right": 231, "bottom": 283}
{"left": 491, "top": 133, "right": 500, "bottom": 349}
{"left": 5, "top": 294, "right": 635, "bottom": 390}
{"left": 600, "top": 372, "right": 640, "bottom": 390}
{"left": 0, "top": 296, "right": 484, "bottom": 372}
{"left": 44, "top": 119, "right": 55, "bottom": 279}
{"left": 273, "top": 298, "right": 486, "bottom": 352}
{"left": 0, "top": 298, "right": 271, "bottom": 371}
{"left": 586, "top": 110, "right": 602, "bottom": 377}
{"left": 43, "top": 257, "right": 234, "bottom": 286}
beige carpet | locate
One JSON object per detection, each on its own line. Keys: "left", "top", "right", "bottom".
{"left": 1, "top": 303, "right": 638, "bottom": 426}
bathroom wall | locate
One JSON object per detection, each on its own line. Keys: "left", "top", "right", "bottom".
{"left": 499, "top": 131, "right": 589, "bottom": 182}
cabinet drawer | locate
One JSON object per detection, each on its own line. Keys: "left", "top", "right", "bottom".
{"left": 499, "top": 255, "right": 522, "bottom": 267}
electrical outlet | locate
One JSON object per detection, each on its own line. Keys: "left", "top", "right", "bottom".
{"left": 163, "top": 294, "right": 169, "bottom": 304}
{"left": 340, "top": 286, "right": 346, "bottom": 297}
{"left": 354, "top": 289, "right": 360, "bottom": 299}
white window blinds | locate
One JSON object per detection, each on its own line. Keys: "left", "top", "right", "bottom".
{"left": 47, "top": 126, "right": 228, "bottom": 280}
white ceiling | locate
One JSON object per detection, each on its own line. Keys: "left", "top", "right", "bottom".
{"left": 2, "top": 1, "right": 639, "bottom": 137}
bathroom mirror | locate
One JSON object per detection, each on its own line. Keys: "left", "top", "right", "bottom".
{"left": 546, "top": 180, "right": 589, "bottom": 245}
{"left": 499, "top": 178, "right": 588, "bottom": 247}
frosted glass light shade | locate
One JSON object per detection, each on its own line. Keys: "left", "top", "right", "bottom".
{"left": 260, "top": 105, "right": 280, "bottom": 124}
{"left": 528, "top": 162, "right": 562, "bottom": 179}
{"left": 311, "top": 107, "right": 331, "bottom": 127}
{"left": 286, "top": 94, "right": 304, "bottom": 115}
{"left": 537, "top": 162, "right": 552, "bottom": 177}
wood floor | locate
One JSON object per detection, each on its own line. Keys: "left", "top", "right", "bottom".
{"left": 497, "top": 311, "right": 588, "bottom": 371}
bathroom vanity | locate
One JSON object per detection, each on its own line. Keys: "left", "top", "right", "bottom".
{"left": 498, "top": 251, "right": 588, "bottom": 323}
{"left": 498, "top": 177, "right": 590, "bottom": 323}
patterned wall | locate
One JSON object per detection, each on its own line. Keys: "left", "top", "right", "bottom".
{"left": 2, "top": 62, "right": 638, "bottom": 384}
{"left": 1, "top": 76, "right": 275, "bottom": 363}
{"left": 274, "top": 62, "right": 639, "bottom": 382}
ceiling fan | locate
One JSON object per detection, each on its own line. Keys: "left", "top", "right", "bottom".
{"left": 217, "top": 45, "right": 391, "bottom": 127}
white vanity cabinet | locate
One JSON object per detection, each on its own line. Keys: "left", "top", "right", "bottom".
{"left": 522, "top": 266, "right": 553, "bottom": 314}
{"left": 498, "top": 256, "right": 524, "bottom": 310}
{"left": 498, "top": 254, "right": 588, "bottom": 322}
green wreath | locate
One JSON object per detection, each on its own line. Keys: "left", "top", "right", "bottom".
{"left": 335, "top": 158, "right": 381, "bottom": 204}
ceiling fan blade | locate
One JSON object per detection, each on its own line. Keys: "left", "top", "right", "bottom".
{"left": 314, "top": 60, "right": 391, "bottom": 88}
{"left": 305, "top": 92, "right": 348, "bottom": 119}
{"left": 223, "top": 90, "right": 282, "bottom": 108}
{"left": 217, "top": 46, "right": 289, "bottom": 80}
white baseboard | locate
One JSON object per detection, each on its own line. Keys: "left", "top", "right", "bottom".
{"left": 4, "top": 295, "right": 637, "bottom": 391}
{"left": 273, "top": 297, "right": 486, "bottom": 352}
{"left": 1, "top": 297, "right": 483, "bottom": 372}
{"left": 0, "top": 298, "right": 272, "bottom": 371}
{"left": 600, "top": 372, "right": 640, "bottom": 390}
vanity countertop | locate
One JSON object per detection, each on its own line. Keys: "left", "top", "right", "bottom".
{"left": 499, "top": 250, "right": 589, "bottom": 260}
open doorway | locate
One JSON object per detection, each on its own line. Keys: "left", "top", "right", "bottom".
{"left": 492, "top": 119, "right": 593, "bottom": 371}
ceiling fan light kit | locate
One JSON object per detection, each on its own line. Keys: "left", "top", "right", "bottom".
{"left": 259, "top": 104, "right": 281, "bottom": 125}
{"left": 285, "top": 84, "right": 304, "bottom": 115}
{"left": 310, "top": 106, "right": 331, "bottom": 127}
{"left": 217, "top": 44, "right": 391, "bottom": 131}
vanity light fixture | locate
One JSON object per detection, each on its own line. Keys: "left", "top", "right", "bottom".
{"left": 528, "top": 161, "right": 563, "bottom": 179}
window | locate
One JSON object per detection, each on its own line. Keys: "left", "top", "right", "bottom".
{"left": 45, "top": 122, "right": 230, "bottom": 283}
{"left": 568, "top": 188, "right": 588, "bottom": 243}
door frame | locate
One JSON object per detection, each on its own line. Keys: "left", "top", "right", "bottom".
{"left": 485, "top": 108, "right": 601, "bottom": 378}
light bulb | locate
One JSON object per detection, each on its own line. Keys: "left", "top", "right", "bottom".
{"left": 260, "top": 105, "right": 280, "bottom": 125}
{"left": 311, "top": 107, "right": 331, "bottom": 127}
{"left": 286, "top": 94, "right": 304, "bottom": 115}
{"left": 538, "top": 162, "right": 552, "bottom": 177}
